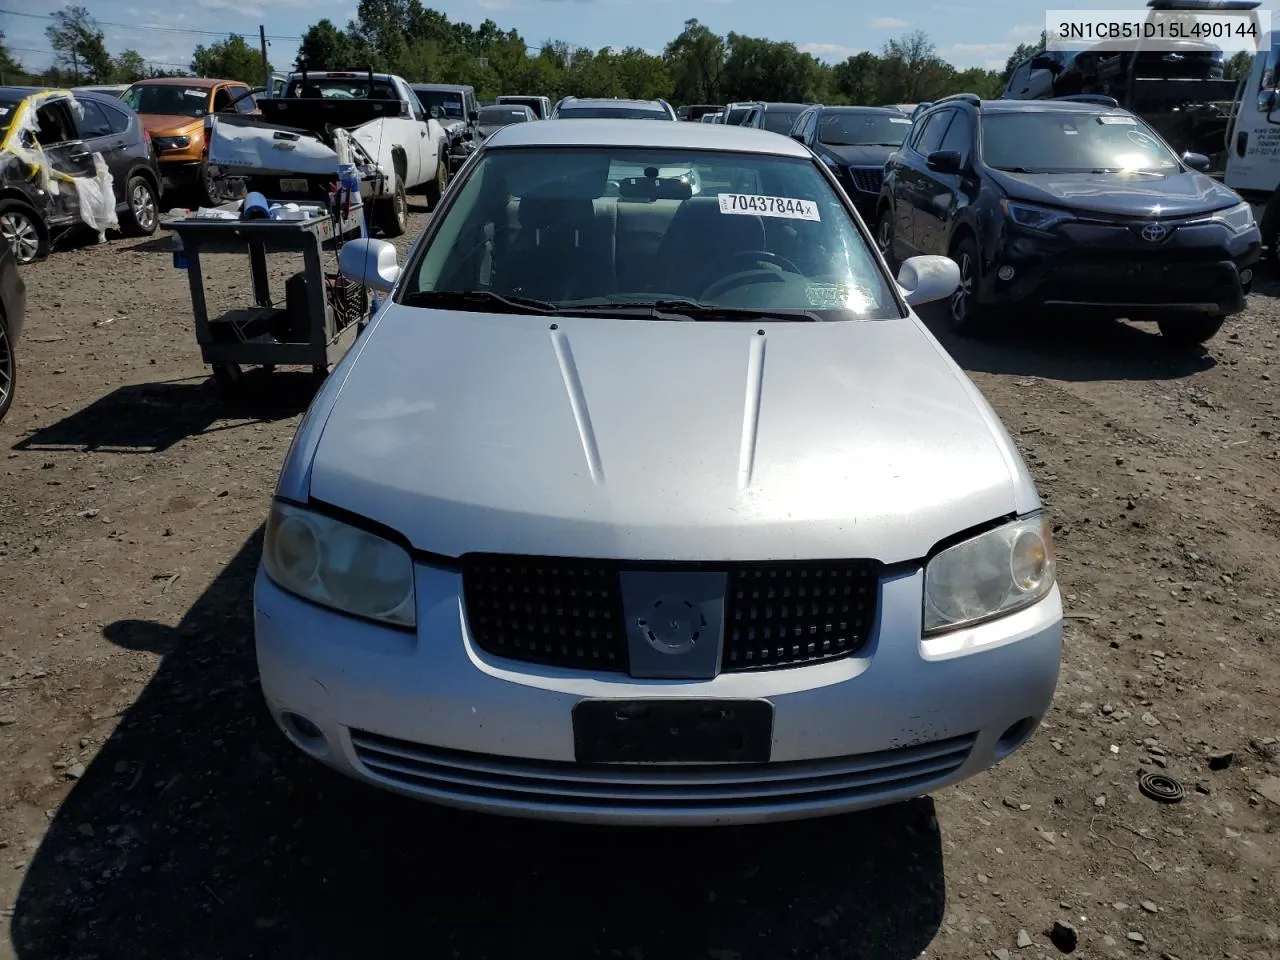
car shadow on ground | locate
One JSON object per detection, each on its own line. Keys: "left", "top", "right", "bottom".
{"left": 916, "top": 302, "right": 1221, "bottom": 382}
{"left": 11, "top": 529, "right": 947, "bottom": 960}
{"left": 11, "top": 373, "right": 317, "bottom": 454}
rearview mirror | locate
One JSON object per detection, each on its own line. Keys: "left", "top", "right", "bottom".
{"left": 897, "top": 255, "right": 960, "bottom": 307}
{"left": 1181, "top": 151, "right": 1211, "bottom": 172}
{"left": 925, "top": 150, "right": 963, "bottom": 174}
{"left": 338, "top": 238, "right": 400, "bottom": 293}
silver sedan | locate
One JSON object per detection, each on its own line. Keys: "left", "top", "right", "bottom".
{"left": 254, "top": 118, "right": 1063, "bottom": 825}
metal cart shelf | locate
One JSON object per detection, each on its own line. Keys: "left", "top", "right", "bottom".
{"left": 163, "top": 207, "right": 366, "bottom": 391}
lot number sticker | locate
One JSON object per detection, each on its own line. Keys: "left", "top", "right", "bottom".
{"left": 719, "top": 193, "right": 820, "bottom": 221}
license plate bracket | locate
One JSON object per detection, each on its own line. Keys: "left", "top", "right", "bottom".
{"left": 573, "top": 699, "right": 773, "bottom": 764}
{"left": 279, "top": 177, "right": 309, "bottom": 193}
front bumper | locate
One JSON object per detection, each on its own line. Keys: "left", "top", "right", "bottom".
{"left": 254, "top": 563, "right": 1063, "bottom": 826}
{"left": 158, "top": 159, "right": 204, "bottom": 191}
{"left": 979, "top": 219, "right": 1261, "bottom": 317}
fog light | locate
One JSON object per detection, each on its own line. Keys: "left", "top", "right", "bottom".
{"left": 1241, "top": 268, "right": 1253, "bottom": 285}
{"left": 997, "top": 265, "right": 1015, "bottom": 281}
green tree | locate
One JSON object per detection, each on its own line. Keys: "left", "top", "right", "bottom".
{"left": 876, "top": 31, "right": 955, "bottom": 102}
{"left": 722, "top": 34, "right": 822, "bottom": 102}
{"left": 663, "top": 19, "right": 725, "bottom": 104}
{"left": 1225, "top": 50, "right": 1253, "bottom": 82}
{"left": 0, "top": 40, "right": 35, "bottom": 85}
{"left": 833, "top": 51, "right": 882, "bottom": 104}
{"left": 190, "top": 35, "right": 270, "bottom": 85}
{"left": 46, "top": 5, "right": 112, "bottom": 83}
{"left": 297, "top": 19, "right": 368, "bottom": 71}
{"left": 112, "top": 49, "right": 147, "bottom": 83}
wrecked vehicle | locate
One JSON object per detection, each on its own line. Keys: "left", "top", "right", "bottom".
{"left": 121, "top": 77, "right": 260, "bottom": 205}
{"left": 412, "top": 83, "right": 480, "bottom": 173}
{"left": 206, "top": 69, "right": 450, "bottom": 238}
{"left": 1, "top": 87, "right": 161, "bottom": 264}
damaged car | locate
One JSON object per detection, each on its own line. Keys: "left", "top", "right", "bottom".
{"left": 1, "top": 87, "right": 161, "bottom": 264}
{"left": 206, "top": 69, "right": 450, "bottom": 237}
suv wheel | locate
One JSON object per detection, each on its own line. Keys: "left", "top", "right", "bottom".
{"left": 948, "top": 236, "right": 989, "bottom": 336}
{"left": 1157, "top": 314, "right": 1225, "bottom": 346}
{"left": 0, "top": 201, "right": 47, "bottom": 265}
{"left": 875, "top": 208, "right": 897, "bottom": 269}
{"left": 0, "top": 313, "right": 14, "bottom": 423}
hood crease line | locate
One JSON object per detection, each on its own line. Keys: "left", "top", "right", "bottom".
{"left": 549, "top": 327, "right": 604, "bottom": 485}
{"left": 737, "top": 333, "right": 767, "bottom": 490}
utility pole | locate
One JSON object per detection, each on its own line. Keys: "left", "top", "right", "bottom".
{"left": 259, "top": 25, "right": 270, "bottom": 90}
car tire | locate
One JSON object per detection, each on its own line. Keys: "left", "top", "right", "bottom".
{"left": 373, "top": 174, "right": 408, "bottom": 239}
{"left": 947, "top": 235, "right": 990, "bottom": 337}
{"left": 425, "top": 150, "right": 448, "bottom": 210}
{"left": 121, "top": 175, "right": 159, "bottom": 237}
{"left": 0, "top": 311, "right": 15, "bottom": 423}
{"left": 1156, "top": 314, "right": 1226, "bottom": 346}
{"left": 0, "top": 200, "right": 49, "bottom": 265}
{"left": 875, "top": 207, "right": 898, "bottom": 270}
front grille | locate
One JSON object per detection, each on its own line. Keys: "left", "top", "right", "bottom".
{"left": 461, "top": 556, "right": 881, "bottom": 674}
{"left": 848, "top": 167, "right": 883, "bottom": 194}
{"left": 349, "top": 729, "right": 977, "bottom": 811}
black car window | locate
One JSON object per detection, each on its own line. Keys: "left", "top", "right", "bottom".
{"left": 34, "top": 101, "right": 74, "bottom": 145}
{"left": 212, "top": 87, "right": 233, "bottom": 112}
{"left": 97, "top": 99, "right": 133, "bottom": 135}
{"left": 230, "top": 86, "right": 256, "bottom": 113}
{"left": 912, "top": 110, "right": 953, "bottom": 155}
{"left": 800, "top": 110, "right": 818, "bottom": 142}
{"left": 1006, "top": 61, "right": 1032, "bottom": 95}
{"left": 818, "top": 111, "right": 912, "bottom": 147}
{"left": 938, "top": 110, "right": 972, "bottom": 162}
{"left": 75, "top": 100, "right": 115, "bottom": 139}
{"left": 982, "top": 110, "right": 1181, "bottom": 172}
{"left": 762, "top": 109, "right": 803, "bottom": 135}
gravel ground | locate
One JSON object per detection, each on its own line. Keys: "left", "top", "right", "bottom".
{"left": 0, "top": 204, "right": 1278, "bottom": 960}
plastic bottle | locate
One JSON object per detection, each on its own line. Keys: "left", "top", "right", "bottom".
{"left": 172, "top": 232, "right": 186, "bottom": 270}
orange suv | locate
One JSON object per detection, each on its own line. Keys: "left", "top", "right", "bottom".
{"left": 121, "top": 77, "right": 259, "bottom": 203}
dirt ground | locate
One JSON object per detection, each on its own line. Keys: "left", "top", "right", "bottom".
{"left": 0, "top": 199, "right": 1278, "bottom": 960}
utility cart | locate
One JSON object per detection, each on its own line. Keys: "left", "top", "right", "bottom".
{"left": 164, "top": 203, "right": 368, "bottom": 393}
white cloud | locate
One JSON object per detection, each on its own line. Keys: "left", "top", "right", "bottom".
{"left": 869, "top": 16, "right": 910, "bottom": 29}
{"left": 1005, "top": 22, "right": 1043, "bottom": 42}
{"left": 800, "top": 42, "right": 863, "bottom": 61}
{"left": 947, "top": 41, "right": 1016, "bottom": 57}
{"left": 983, "top": 59, "right": 1006, "bottom": 70}
{"left": 477, "top": 0, "right": 519, "bottom": 8}
{"left": 197, "top": 0, "right": 264, "bottom": 15}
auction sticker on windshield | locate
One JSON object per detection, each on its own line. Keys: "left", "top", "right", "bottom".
{"left": 719, "top": 193, "right": 820, "bottom": 221}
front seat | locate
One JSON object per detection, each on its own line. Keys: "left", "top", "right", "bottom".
{"left": 652, "top": 196, "right": 766, "bottom": 299}
{"left": 497, "top": 197, "right": 613, "bottom": 301}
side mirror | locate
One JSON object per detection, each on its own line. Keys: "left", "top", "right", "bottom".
{"left": 429, "top": 105, "right": 442, "bottom": 120}
{"left": 338, "top": 238, "right": 400, "bottom": 293}
{"left": 1181, "top": 151, "right": 1211, "bottom": 172}
{"left": 925, "top": 150, "right": 963, "bottom": 174}
{"left": 790, "top": 132, "right": 806, "bottom": 144}
{"left": 897, "top": 255, "right": 960, "bottom": 307}
{"left": 1030, "top": 53, "right": 1061, "bottom": 74}
{"left": 1263, "top": 88, "right": 1280, "bottom": 123}
{"left": 468, "top": 110, "right": 479, "bottom": 123}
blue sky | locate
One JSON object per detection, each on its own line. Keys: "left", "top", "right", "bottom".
{"left": 2, "top": 0, "right": 1277, "bottom": 77}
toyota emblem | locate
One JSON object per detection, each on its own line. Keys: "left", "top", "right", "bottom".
{"left": 1140, "top": 222, "right": 1168, "bottom": 242}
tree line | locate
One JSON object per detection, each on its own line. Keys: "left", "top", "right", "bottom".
{"left": 2, "top": 1, "right": 1112, "bottom": 104}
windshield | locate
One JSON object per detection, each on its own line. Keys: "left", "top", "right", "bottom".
{"left": 416, "top": 89, "right": 465, "bottom": 118}
{"left": 478, "top": 106, "right": 529, "bottom": 126}
{"left": 762, "top": 109, "right": 803, "bottom": 134}
{"left": 557, "top": 105, "right": 669, "bottom": 120}
{"left": 286, "top": 77, "right": 398, "bottom": 99}
{"left": 725, "top": 106, "right": 753, "bottom": 125}
{"left": 402, "top": 147, "right": 898, "bottom": 320}
{"left": 499, "top": 97, "right": 542, "bottom": 115}
{"left": 983, "top": 111, "right": 1181, "bottom": 172}
{"left": 819, "top": 112, "right": 912, "bottom": 146}
{"left": 121, "top": 84, "right": 209, "bottom": 117}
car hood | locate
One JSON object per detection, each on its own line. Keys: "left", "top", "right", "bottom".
{"left": 140, "top": 114, "right": 203, "bottom": 136}
{"left": 305, "top": 310, "right": 1031, "bottom": 563}
{"left": 824, "top": 143, "right": 899, "bottom": 166}
{"left": 990, "top": 168, "right": 1241, "bottom": 217}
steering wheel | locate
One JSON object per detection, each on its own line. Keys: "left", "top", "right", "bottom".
{"left": 699, "top": 250, "right": 801, "bottom": 301}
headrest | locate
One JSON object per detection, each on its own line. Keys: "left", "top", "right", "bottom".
{"left": 517, "top": 196, "right": 596, "bottom": 228}
{"left": 504, "top": 151, "right": 610, "bottom": 200}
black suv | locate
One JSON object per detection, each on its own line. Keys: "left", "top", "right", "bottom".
{"left": 789, "top": 105, "right": 913, "bottom": 218}
{"left": 875, "top": 94, "right": 1261, "bottom": 344}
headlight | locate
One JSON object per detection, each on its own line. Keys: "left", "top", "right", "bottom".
{"left": 923, "top": 515, "right": 1055, "bottom": 634}
{"left": 1212, "top": 201, "right": 1255, "bottom": 233}
{"left": 262, "top": 501, "right": 416, "bottom": 627}
{"left": 152, "top": 135, "right": 191, "bottom": 151}
{"left": 1001, "top": 199, "right": 1071, "bottom": 232}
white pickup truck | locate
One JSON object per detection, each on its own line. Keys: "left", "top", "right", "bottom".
{"left": 206, "top": 69, "right": 450, "bottom": 237}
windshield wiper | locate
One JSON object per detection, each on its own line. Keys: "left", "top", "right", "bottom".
{"left": 647, "top": 300, "right": 818, "bottom": 322}
{"left": 991, "top": 165, "right": 1040, "bottom": 173}
{"left": 402, "top": 290, "right": 559, "bottom": 314}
